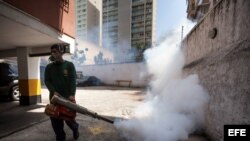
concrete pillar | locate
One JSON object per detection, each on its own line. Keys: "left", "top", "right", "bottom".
{"left": 17, "top": 47, "right": 41, "bottom": 105}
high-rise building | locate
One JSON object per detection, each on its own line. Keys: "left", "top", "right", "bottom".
{"left": 102, "top": 0, "right": 131, "bottom": 62}
{"left": 75, "top": 0, "right": 101, "bottom": 46}
{"left": 131, "top": 0, "right": 156, "bottom": 50}
{"left": 131, "top": 0, "right": 156, "bottom": 61}
{"left": 76, "top": 0, "right": 156, "bottom": 62}
{"left": 102, "top": 0, "right": 130, "bottom": 49}
{"left": 102, "top": 0, "right": 156, "bottom": 62}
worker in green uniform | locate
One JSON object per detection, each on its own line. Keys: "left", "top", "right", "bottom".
{"left": 45, "top": 44, "right": 79, "bottom": 141}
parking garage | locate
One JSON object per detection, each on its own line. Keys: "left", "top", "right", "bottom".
{"left": 0, "top": 0, "right": 75, "bottom": 105}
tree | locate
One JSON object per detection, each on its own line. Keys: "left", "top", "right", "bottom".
{"left": 134, "top": 42, "right": 145, "bottom": 62}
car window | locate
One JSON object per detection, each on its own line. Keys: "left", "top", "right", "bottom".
{"left": 9, "top": 64, "right": 18, "bottom": 74}
{"left": 0, "top": 63, "right": 18, "bottom": 76}
{"left": 0, "top": 63, "right": 10, "bottom": 75}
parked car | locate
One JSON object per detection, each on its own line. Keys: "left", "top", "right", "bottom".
{"left": 76, "top": 74, "right": 101, "bottom": 87}
{"left": 0, "top": 62, "right": 19, "bottom": 101}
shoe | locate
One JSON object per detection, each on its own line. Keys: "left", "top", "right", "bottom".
{"left": 73, "top": 129, "right": 79, "bottom": 140}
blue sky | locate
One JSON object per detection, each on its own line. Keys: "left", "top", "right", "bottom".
{"left": 156, "top": 0, "right": 187, "bottom": 41}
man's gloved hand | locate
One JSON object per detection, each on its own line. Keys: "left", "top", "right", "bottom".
{"left": 54, "top": 92, "right": 60, "bottom": 96}
{"left": 68, "top": 96, "right": 76, "bottom": 103}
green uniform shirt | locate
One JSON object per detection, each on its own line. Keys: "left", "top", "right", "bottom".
{"left": 45, "top": 60, "right": 76, "bottom": 100}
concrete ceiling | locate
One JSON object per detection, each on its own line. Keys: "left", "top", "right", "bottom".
{"left": 0, "top": 16, "right": 62, "bottom": 51}
{"left": 0, "top": 0, "right": 71, "bottom": 57}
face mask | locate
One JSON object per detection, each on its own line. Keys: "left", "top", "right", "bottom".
{"left": 50, "top": 48, "right": 63, "bottom": 62}
{"left": 49, "top": 55, "right": 55, "bottom": 62}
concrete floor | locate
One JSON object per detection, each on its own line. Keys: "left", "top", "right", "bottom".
{"left": 0, "top": 86, "right": 208, "bottom": 141}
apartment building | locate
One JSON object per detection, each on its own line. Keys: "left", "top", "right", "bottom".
{"left": 102, "top": 0, "right": 131, "bottom": 62}
{"left": 102, "top": 0, "right": 130, "bottom": 49}
{"left": 102, "top": 0, "right": 156, "bottom": 62}
{"left": 186, "top": 0, "right": 219, "bottom": 21}
{"left": 75, "top": 0, "right": 101, "bottom": 45}
{"left": 76, "top": 0, "right": 156, "bottom": 62}
{"left": 131, "top": 0, "right": 156, "bottom": 51}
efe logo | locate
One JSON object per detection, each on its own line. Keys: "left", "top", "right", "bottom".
{"left": 228, "top": 129, "right": 246, "bottom": 136}
{"left": 224, "top": 125, "right": 250, "bottom": 141}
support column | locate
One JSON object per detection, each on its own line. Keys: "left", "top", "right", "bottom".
{"left": 17, "top": 47, "right": 41, "bottom": 105}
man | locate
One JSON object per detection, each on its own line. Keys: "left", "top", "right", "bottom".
{"left": 45, "top": 44, "right": 79, "bottom": 141}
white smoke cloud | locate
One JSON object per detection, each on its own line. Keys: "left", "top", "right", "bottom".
{"left": 114, "top": 20, "right": 209, "bottom": 141}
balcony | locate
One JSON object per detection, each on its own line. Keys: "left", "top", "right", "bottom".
{"left": 132, "top": 0, "right": 143, "bottom": 2}
{"left": 103, "top": 6, "right": 118, "bottom": 12}
{"left": 132, "top": 22, "right": 144, "bottom": 28}
{"left": 146, "top": 21, "right": 152, "bottom": 26}
{"left": 131, "top": 41, "right": 145, "bottom": 49}
{"left": 132, "top": 30, "right": 144, "bottom": 34}
{"left": 103, "top": 16, "right": 118, "bottom": 21}
{"left": 132, "top": 0, "right": 145, "bottom": 6}
{"left": 146, "top": 9, "right": 152, "bottom": 14}
{"left": 103, "top": 0, "right": 117, "bottom": 4}
{"left": 146, "top": 32, "right": 152, "bottom": 38}
{"left": 132, "top": 11, "right": 144, "bottom": 17}
{"left": 145, "top": 26, "right": 151, "bottom": 31}
{"left": 132, "top": 33, "right": 144, "bottom": 39}
{"left": 132, "top": 5, "right": 144, "bottom": 11}
{"left": 132, "top": 15, "right": 144, "bottom": 22}
{"left": 103, "top": 27, "right": 118, "bottom": 33}
{"left": 146, "top": 14, "right": 152, "bottom": 19}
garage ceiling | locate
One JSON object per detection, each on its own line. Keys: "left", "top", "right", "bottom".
{"left": 0, "top": 1, "right": 65, "bottom": 52}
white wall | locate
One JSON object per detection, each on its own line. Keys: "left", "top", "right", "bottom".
{"left": 76, "top": 62, "right": 148, "bottom": 87}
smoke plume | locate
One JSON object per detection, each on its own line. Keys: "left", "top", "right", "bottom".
{"left": 115, "top": 21, "right": 209, "bottom": 141}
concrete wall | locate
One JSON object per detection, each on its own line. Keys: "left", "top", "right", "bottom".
{"left": 76, "top": 62, "right": 148, "bottom": 87}
{"left": 182, "top": 0, "right": 250, "bottom": 141}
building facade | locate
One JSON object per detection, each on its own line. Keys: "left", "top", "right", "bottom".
{"left": 75, "top": 0, "right": 101, "bottom": 46}
{"left": 76, "top": 0, "right": 156, "bottom": 63}
{"left": 102, "top": 0, "right": 156, "bottom": 62}
{"left": 186, "top": 0, "right": 220, "bottom": 21}
{"left": 102, "top": 0, "right": 131, "bottom": 49}
{"left": 102, "top": 0, "right": 131, "bottom": 62}
{"left": 131, "top": 0, "right": 156, "bottom": 60}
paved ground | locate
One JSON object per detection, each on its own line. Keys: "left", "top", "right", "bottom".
{"left": 0, "top": 86, "right": 144, "bottom": 141}
{"left": 0, "top": 86, "right": 208, "bottom": 141}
